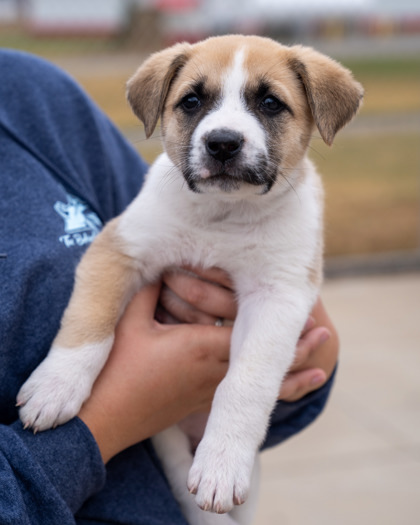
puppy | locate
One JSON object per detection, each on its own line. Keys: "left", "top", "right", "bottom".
{"left": 18, "top": 35, "right": 363, "bottom": 524}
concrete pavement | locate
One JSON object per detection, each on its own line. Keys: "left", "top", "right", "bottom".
{"left": 253, "top": 272, "right": 420, "bottom": 525}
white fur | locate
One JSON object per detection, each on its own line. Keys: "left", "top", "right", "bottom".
{"left": 18, "top": 336, "right": 114, "bottom": 431}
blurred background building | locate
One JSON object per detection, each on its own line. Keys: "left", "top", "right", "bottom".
{"left": 1, "top": 0, "right": 420, "bottom": 49}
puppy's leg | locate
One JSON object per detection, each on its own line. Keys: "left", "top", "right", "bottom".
{"left": 18, "top": 219, "right": 143, "bottom": 431}
{"left": 188, "top": 286, "right": 315, "bottom": 514}
{"left": 153, "top": 427, "right": 240, "bottom": 525}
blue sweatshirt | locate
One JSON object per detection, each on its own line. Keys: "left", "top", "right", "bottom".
{"left": 0, "top": 49, "right": 334, "bottom": 525}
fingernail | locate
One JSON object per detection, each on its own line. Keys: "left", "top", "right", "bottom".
{"left": 310, "top": 373, "right": 325, "bottom": 387}
{"left": 319, "top": 330, "right": 331, "bottom": 345}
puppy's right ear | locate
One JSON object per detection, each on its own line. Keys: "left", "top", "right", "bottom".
{"left": 127, "top": 43, "right": 192, "bottom": 138}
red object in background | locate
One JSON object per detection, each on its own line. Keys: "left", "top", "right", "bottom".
{"left": 156, "top": 0, "right": 199, "bottom": 12}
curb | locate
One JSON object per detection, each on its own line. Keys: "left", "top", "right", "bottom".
{"left": 325, "top": 250, "right": 420, "bottom": 279}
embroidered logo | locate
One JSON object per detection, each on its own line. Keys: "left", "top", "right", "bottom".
{"left": 54, "top": 194, "right": 102, "bottom": 248}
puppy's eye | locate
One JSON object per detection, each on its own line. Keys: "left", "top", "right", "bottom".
{"left": 180, "top": 94, "right": 201, "bottom": 112}
{"left": 260, "top": 96, "right": 285, "bottom": 115}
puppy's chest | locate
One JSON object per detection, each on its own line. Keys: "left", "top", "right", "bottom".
{"left": 172, "top": 214, "right": 280, "bottom": 276}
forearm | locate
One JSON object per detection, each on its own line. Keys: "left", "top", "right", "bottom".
{"left": 1, "top": 419, "right": 105, "bottom": 521}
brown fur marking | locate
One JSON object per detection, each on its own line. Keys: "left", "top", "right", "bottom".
{"left": 288, "top": 46, "right": 364, "bottom": 145}
{"left": 54, "top": 219, "right": 137, "bottom": 348}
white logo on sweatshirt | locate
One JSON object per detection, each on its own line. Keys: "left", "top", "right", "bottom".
{"left": 54, "top": 194, "right": 102, "bottom": 248}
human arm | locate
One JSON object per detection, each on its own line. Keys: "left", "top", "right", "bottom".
{"left": 0, "top": 279, "right": 231, "bottom": 524}
{"left": 0, "top": 418, "right": 105, "bottom": 524}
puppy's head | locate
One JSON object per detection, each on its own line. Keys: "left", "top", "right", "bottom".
{"left": 127, "top": 35, "right": 363, "bottom": 196}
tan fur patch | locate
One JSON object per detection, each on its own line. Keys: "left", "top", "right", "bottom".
{"left": 288, "top": 46, "right": 364, "bottom": 145}
{"left": 127, "top": 42, "right": 192, "bottom": 138}
{"left": 54, "top": 219, "right": 137, "bottom": 348}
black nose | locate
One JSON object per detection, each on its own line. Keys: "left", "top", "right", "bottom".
{"left": 205, "top": 130, "right": 244, "bottom": 163}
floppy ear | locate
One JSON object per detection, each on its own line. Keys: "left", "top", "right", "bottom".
{"left": 126, "top": 42, "right": 192, "bottom": 138}
{"left": 289, "top": 46, "right": 364, "bottom": 146}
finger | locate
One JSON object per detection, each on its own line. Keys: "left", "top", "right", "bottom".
{"left": 159, "top": 284, "right": 217, "bottom": 325}
{"left": 179, "top": 323, "right": 232, "bottom": 363}
{"left": 290, "top": 326, "right": 331, "bottom": 372}
{"left": 181, "top": 265, "right": 234, "bottom": 290}
{"left": 163, "top": 270, "right": 237, "bottom": 320}
{"left": 119, "top": 282, "right": 162, "bottom": 329}
{"left": 300, "top": 315, "right": 315, "bottom": 337}
{"left": 279, "top": 368, "right": 327, "bottom": 402}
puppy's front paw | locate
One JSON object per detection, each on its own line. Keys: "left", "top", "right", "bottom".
{"left": 187, "top": 437, "right": 253, "bottom": 514}
{"left": 17, "top": 340, "right": 111, "bottom": 432}
{"left": 17, "top": 352, "right": 90, "bottom": 431}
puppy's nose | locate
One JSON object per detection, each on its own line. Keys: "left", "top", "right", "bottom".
{"left": 205, "top": 130, "right": 244, "bottom": 163}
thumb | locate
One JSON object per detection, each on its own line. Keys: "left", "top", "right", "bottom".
{"left": 120, "top": 281, "right": 162, "bottom": 328}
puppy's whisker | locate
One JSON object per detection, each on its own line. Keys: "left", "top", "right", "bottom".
{"left": 307, "top": 144, "right": 326, "bottom": 161}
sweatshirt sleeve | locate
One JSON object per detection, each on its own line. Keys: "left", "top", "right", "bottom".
{"left": 0, "top": 418, "right": 105, "bottom": 525}
{"left": 262, "top": 367, "right": 337, "bottom": 450}
{"left": 0, "top": 49, "right": 143, "bottom": 524}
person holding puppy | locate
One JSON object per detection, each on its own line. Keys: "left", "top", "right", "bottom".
{"left": 0, "top": 49, "right": 338, "bottom": 524}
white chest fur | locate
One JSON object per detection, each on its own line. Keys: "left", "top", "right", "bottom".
{"left": 117, "top": 153, "right": 323, "bottom": 295}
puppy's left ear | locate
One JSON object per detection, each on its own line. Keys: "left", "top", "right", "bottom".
{"left": 127, "top": 42, "right": 192, "bottom": 138}
{"left": 289, "top": 46, "right": 364, "bottom": 146}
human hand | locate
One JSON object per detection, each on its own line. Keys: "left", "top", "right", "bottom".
{"left": 78, "top": 281, "right": 231, "bottom": 464}
{"left": 157, "top": 266, "right": 237, "bottom": 325}
{"left": 159, "top": 268, "right": 338, "bottom": 402}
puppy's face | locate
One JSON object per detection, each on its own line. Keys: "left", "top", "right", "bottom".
{"left": 128, "top": 35, "right": 363, "bottom": 197}
{"left": 162, "top": 40, "right": 312, "bottom": 195}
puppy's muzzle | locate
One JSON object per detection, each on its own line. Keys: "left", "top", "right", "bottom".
{"left": 205, "top": 130, "right": 244, "bottom": 163}
{"left": 187, "top": 127, "right": 274, "bottom": 194}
